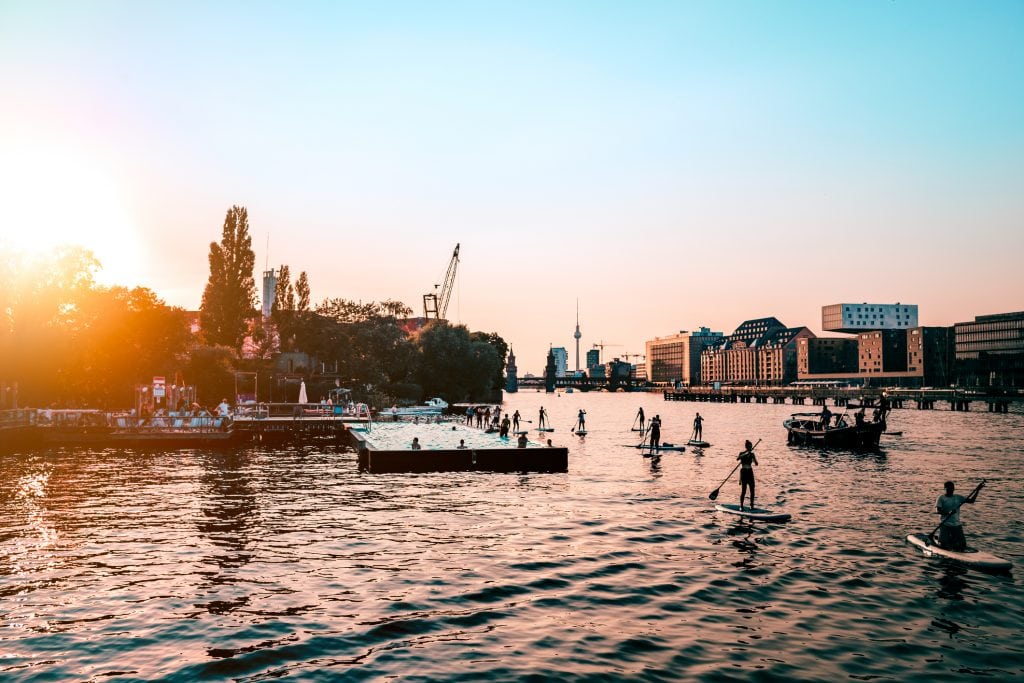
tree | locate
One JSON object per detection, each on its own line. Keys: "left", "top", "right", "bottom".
{"left": 415, "top": 322, "right": 500, "bottom": 401}
{"left": 295, "top": 271, "right": 310, "bottom": 312}
{"left": 199, "top": 205, "right": 257, "bottom": 349}
{"left": 470, "top": 331, "right": 509, "bottom": 390}
{"left": 183, "top": 345, "right": 238, "bottom": 407}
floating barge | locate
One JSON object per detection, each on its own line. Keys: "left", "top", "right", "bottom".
{"left": 349, "top": 422, "right": 568, "bottom": 473}
{"left": 231, "top": 402, "right": 370, "bottom": 442}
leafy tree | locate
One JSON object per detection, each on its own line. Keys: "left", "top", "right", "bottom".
{"left": 295, "top": 271, "right": 310, "bottom": 312}
{"left": 470, "top": 331, "right": 509, "bottom": 390}
{"left": 199, "top": 205, "right": 257, "bottom": 349}
{"left": 183, "top": 345, "right": 238, "bottom": 407}
{"left": 415, "top": 322, "right": 500, "bottom": 401}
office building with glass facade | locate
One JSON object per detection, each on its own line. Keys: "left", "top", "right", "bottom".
{"left": 954, "top": 311, "right": 1024, "bottom": 387}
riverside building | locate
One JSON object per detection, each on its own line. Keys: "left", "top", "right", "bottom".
{"left": 822, "top": 303, "right": 918, "bottom": 332}
{"left": 645, "top": 327, "right": 723, "bottom": 386}
{"left": 954, "top": 311, "right": 1024, "bottom": 388}
{"left": 700, "top": 318, "right": 814, "bottom": 386}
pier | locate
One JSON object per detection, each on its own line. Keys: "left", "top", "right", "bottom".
{"left": 663, "top": 387, "right": 1019, "bottom": 413}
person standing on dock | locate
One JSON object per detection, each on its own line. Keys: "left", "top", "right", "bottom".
{"left": 737, "top": 440, "right": 758, "bottom": 510}
{"left": 466, "top": 405, "right": 474, "bottom": 425}
{"left": 500, "top": 414, "right": 511, "bottom": 438}
{"left": 512, "top": 410, "right": 521, "bottom": 432}
{"left": 576, "top": 409, "right": 586, "bottom": 432}
{"left": 539, "top": 406, "right": 548, "bottom": 429}
{"left": 693, "top": 413, "right": 704, "bottom": 441}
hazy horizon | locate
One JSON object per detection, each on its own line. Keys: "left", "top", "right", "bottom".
{"left": 2, "top": 1, "right": 1022, "bottom": 375}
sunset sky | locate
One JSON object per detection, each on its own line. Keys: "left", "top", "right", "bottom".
{"left": 1, "top": 1, "right": 1021, "bottom": 374}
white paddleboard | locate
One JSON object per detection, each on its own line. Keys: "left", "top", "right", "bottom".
{"left": 714, "top": 503, "right": 791, "bottom": 522}
{"left": 906, "top": 533, "right": 1012, "bottom": 571}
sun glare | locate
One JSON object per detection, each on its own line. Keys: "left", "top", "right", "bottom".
{"left": 0, "top": 145, "right": 146, "bottom": 288}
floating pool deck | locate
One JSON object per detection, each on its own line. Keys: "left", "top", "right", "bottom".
{"left": 348, "top": 422, "right": 568, "bottom": 473}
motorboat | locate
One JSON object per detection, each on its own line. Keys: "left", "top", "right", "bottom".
{"left": 783, "top": 411, "right": 885, "bottom": 449}
{"left": 387, "top": 397, "right": 449, "bottom": 417}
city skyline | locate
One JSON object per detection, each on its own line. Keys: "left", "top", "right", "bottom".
{"left": 2, "top": 2, "right": 1022, "bottom": 374}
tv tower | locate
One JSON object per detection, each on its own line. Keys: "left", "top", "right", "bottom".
{"left": 573, "top": 299, "right": 582, "bottom": 373}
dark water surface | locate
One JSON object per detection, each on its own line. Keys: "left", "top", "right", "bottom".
{"left": 3, "top": 393, "right": 1023, "bottom": 681}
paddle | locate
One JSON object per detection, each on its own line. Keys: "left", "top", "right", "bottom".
{"left": 709, "top": 438, "right": 761, "bottom": 501}
{"left": 927, "top": 480, "right": 985, "bottom": 546}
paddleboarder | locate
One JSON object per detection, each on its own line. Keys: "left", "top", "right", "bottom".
{"left": 693, "top": 413, "right": 704, "bottom": 441}
{"left": 576, "top": 409, "right": 586, "bottom": 432}
{"left": 737, "top": 440, "right": 758, "bottom": 510}
{"left": 649, "top": 415, "right": 662, "bottom": 451}
{"left": 934, "top": 480, "right": 982, "bottom": 551}
{"left": 499, "top": 415, "right": 511, "bottom": 438}
{"left": 636, "top": 407, "right": 645, "bottom": 432}
{"left": 538, "top": 406, "right": 548, "bottom": 429}
{"left": 512, "top": 410, "right": 521, "bottom": 432}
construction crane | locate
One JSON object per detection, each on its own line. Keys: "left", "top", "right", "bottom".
{"left": 592, "top": 341, "right": 621, "bottom": 364}
{"left": 620, "top": 352, "right": 645, "bottom": 364}
{"left": 423, "top": 243, "right": 460, "bottom": 320}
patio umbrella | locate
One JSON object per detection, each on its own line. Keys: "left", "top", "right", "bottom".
{"left": 298, "top": 380, "right": 308, "bottom": 404}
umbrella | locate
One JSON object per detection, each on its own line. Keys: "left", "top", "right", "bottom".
{"left": 298, "top": 380, "right": 307, "bottom": 404}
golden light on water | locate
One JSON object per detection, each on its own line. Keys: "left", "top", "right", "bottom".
{"left": 0, "top": 143, "right": 146, "bottom": 287}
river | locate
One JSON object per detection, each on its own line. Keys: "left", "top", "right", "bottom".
{"left": 2, "top": 392, "right": 1022, "bottom": 681}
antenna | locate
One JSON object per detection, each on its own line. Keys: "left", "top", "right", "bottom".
{"left": 265, "top": 234, "right": 270, "bottom": 271}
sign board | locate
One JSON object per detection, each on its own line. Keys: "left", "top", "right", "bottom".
{"left": 153, "top": 376, "right": 166, "bottom": 385}
{"left": 153, "top": 385, "right": 165, "bottom": 398}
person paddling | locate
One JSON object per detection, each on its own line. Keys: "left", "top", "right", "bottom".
{"left": 934, "top": 480, "right": 983, "bottom": 551}
{"left": 693, "top": 412, "right": 704, "bottom": 441}
{"left": 538, "top": 406, "right": 548, "bottom": 429}
{"left": 636, "top": 407, "right": 645, "bottom": 432}
{"left": 512, "top": 410, "right": 521, "bottom": 432}
{"left": 737, "top": 440, "right": 758, "bottom": 510}
{"left": 648, "top": 414, "right": 662, "bottom": 452}
{"left": 576, "top": 409, "right": 586, "bottom": 432}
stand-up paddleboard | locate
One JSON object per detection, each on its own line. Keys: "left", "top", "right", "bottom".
{"left": 714, "top": 503, "right": 791, "bottom": 522}
{"left": 574, "top": 430, "right": 587, "bottom": 436}
{"left": 624, "top": 443, "right": 686, "bottom": 452}
{"left": 512, "top": 430, "right": 529, "bottom": 435}
{"left": 687, "top": 439, "right": 711, "bottom": 448}
{"left": 906, "top": 533, "right": 1012, "bottom": 571}
{"left": 631, "top": 428, "right": 644, "bottom": 432}
{"left": 536, "top": 427, "right": 554, "bottom": 432}
{"left": 885, "top": 431, "right": 903, "bottom": 436}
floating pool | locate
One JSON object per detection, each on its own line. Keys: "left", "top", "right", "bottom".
{"left": 351, "top": 422, "right": 546, "bottom": 451}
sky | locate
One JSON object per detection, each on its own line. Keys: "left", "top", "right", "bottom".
{"left": 1, "top": 1, "right": 1022, "bottom": 375}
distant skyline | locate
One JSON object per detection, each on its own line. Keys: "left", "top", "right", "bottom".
{"left": 2, "top": 1, "right": 1022, "bottom": 375}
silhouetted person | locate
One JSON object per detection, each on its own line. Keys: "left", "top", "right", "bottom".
{"left": 693, "top": 413, "right": 704, "bottom": 440}
{"left": 737, "top": 440, "right": 758, "bottom": 510}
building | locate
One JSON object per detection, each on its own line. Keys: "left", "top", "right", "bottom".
{"left": 954, "top": 311, "right": 1024, "bottom": 388}
{"left": 797, "top": 326, "right": 954, "bottom": 387}
{"left": 701, "top": 318, "right": 814, "bottom": 385}
{"left": 585, "top": 348, "right": 600, "bottom": 370}
{"left": 505, "top": 348, "right": 518, "bottom": 393}
{"left": 797, "top": 337, "right": 859, "bottom": 375}
{"left": 645, "top": 327, "right": 724, "bottom": 385}
{"left": 822, "top": 303, "right": 918, "bottom": 333}
{"left": 550, "top": 347, "right": 568, "bottom": 378}
{"left": 858, "top": 330, "right": 908, "bottom": 374}
{"left": 262, "top": 269, "right": 277, "bottom": 319}
{"left": 907, "top": 327, "right": 954, "bottom": 387}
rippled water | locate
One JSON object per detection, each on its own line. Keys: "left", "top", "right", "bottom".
{"left": 2, "top": 393, "right": 1023, "bottom": 681}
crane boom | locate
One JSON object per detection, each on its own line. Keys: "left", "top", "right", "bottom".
{"left": 422, "top": 243, "right": 460, "bottom": 320}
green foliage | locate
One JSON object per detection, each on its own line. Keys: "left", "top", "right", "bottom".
{"left": 295, "top": 271, "right": 310, "bottom": 312}
{"left": 199, "top": 205, "right": 257, "bottom": 349}
{"left": 415, "top": 321, "right": 501, "bottom": 402}
{"left": 183, "top": 345, "right": 238, "bottom": 407}
{"left": 0, "top": 247, "right": 189, "bottom": 408}
{"left": 470, "top": 330, "right": 509, "bottom": 390}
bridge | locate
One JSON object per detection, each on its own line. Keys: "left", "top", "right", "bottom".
{"left": 516, "top": 376, "right": 645, "bottom": 391}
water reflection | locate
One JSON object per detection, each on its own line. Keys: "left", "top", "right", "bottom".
{"left": 195, "top": 451, "right": 259, "bottom": 615}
